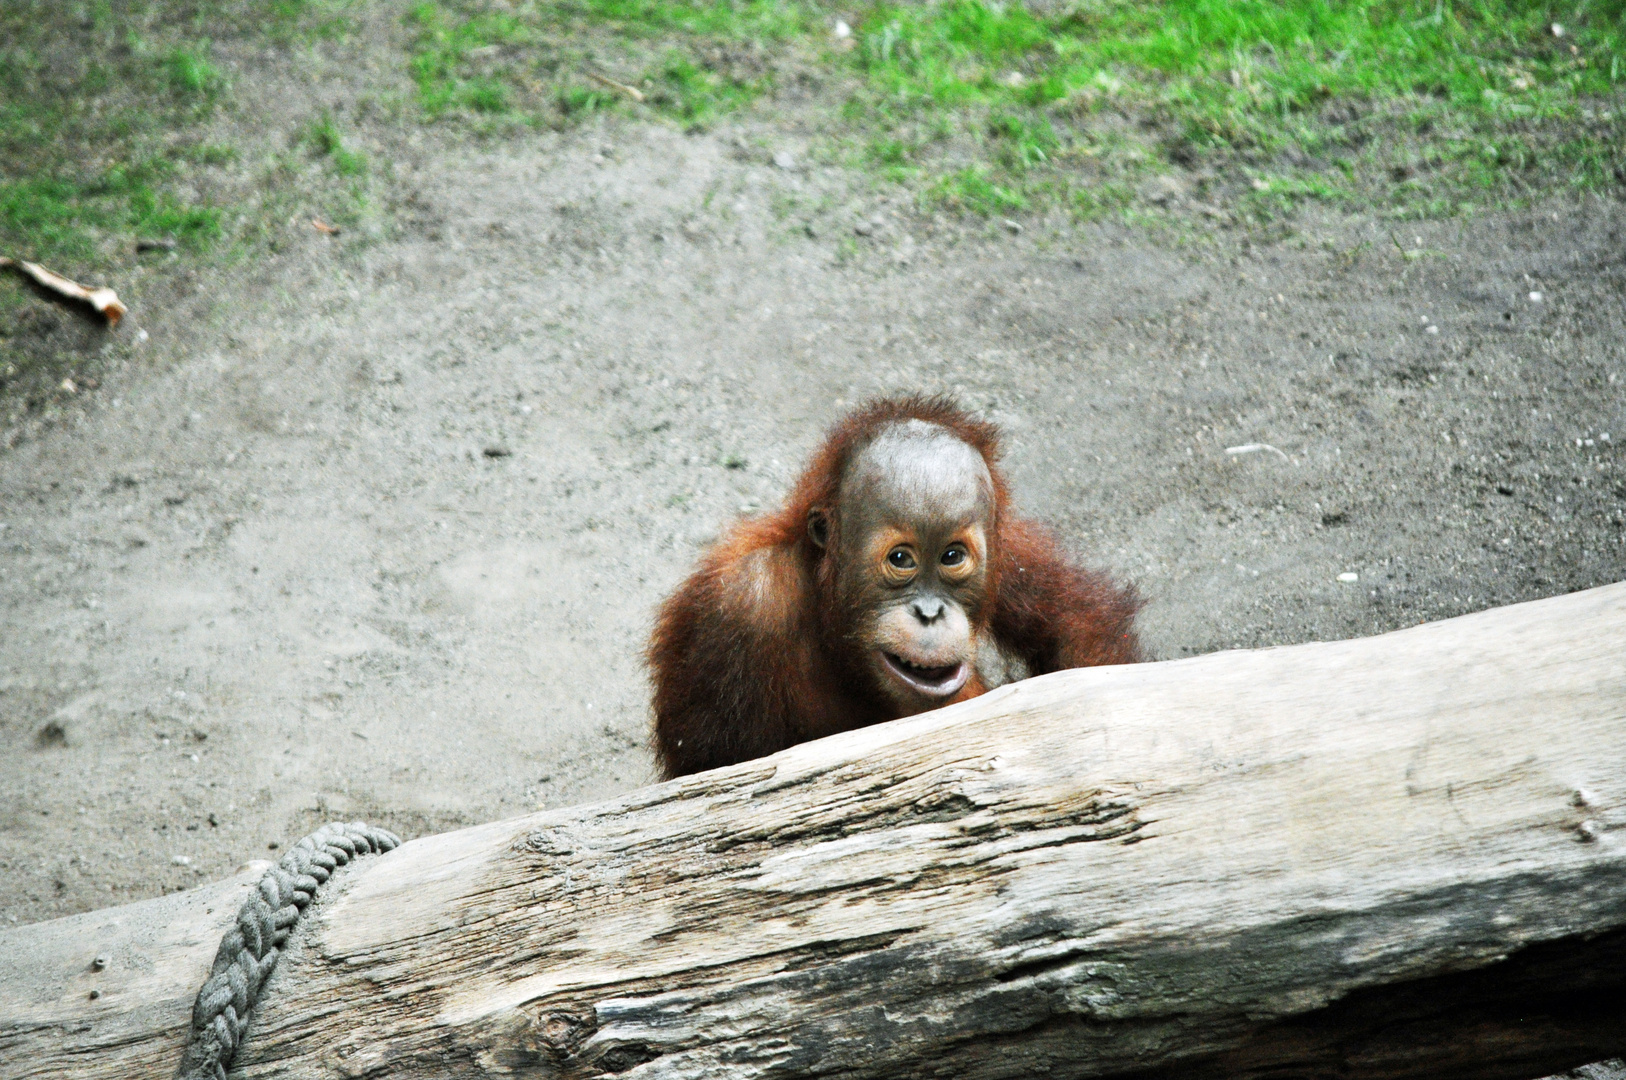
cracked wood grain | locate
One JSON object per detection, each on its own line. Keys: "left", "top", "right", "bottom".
{"left": 3, "top": 582, "right": 1626, "bottom": 1080}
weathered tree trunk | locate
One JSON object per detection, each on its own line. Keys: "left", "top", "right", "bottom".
{"left": 4, "top": 583, "right": 1626, "bottom": 1080}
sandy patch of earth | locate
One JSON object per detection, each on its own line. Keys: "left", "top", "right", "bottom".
{"left": 2, "top": 118, "right": 1624, "bottom": 933}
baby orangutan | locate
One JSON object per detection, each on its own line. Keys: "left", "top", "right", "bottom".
{"left": 649, "top": 395, "right": 1140, "bottom": 778}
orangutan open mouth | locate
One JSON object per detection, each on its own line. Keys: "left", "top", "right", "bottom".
{"left": 881, "top": 652, "right": 970, "bottom": 697}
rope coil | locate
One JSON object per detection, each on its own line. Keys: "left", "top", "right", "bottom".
{"left": 175, "top": 821, "right": 400, "bottom": 1080}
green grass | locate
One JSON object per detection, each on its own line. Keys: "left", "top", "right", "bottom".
{"left": 0, "top": 1, "right": 374, "bottom": 282}
{"left": 405, "top": 0, "right": 811, "bottom": 128}
{"left": 0, "top": 0, "right": 390, "bottom": 413}
{"left": 842, "top": 0, "right": 1625, "bottom": 215}
{"left": 307, "top": 114, "right": 370, "bottom": 177}
{"left": 263, "top": 0, "right": 360, "bottom": 42}
{"left": 932, "top": 164, "right": 1028, "bottom": 213}
{"left": 1, "top": 177, "right": 213, "bottom": 266}
{"left": 4, "top": 0, "right": 1619, "bottom": 283}
{"left": 298, "top": 113, "right": 375, "bottom": 228}
{"left": 403, "top": 0, "right": 1625, "bottom": 218}
{"left": 408, "top": 2, "right": 531, "bottom": 117}
{"left": 0, "top": 7, "right": 234, "bottom": 274}
{"left": 165, "top": 43, "right": 227, "bottom": 98}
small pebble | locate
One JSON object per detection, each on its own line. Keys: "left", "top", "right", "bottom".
{"left": 1528, "top": 290, "right": 1544, "bottom": 302}
{"left": 1426, "top": 325, "right": 1439, "bottom": 334}
{"left": 1143, "top": 175, "right": 1186, "bottom": 205}
{"left": 833, "top": 19, "right": 851, "bottom": 38}
{"left": 483, "top": 445, "right": 512, "bottom": 458}
{"left": 89, "top": 989, "right": 101, "bottom": 1000}
{"left": 172, "top": 855, "right": 191, "bottom": 866}
{"left": 1001, "top": 218, "right": 1022, "bottom": 234}
{"left": 267, "top": 841, "right": 280, "bottom": 850}
{"left": 853, "top": 220, "right": 873, "bottom": 237}
{"left": 772, "top": 150, "right": 796, "bottom": 170}
{"left": 1337, "top": 572, "right": 1359, "bottom": 583}
{"left": 93, "top": 954, "right": 109, "bottom": 971}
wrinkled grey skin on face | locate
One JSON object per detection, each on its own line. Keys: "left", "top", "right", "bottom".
{"left": 830, "top": 420, "right": 995, "bottom": 711}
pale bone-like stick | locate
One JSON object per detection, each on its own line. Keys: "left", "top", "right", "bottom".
{"left": 585, "top": 70, "right": 645, "bottom": 102}
{"left": 1, "top": 256, "right": 128, "bottom": 327}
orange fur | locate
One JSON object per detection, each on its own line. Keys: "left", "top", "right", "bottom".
{"left": 649, "top": 396, "right": 1140, "bottom": 778}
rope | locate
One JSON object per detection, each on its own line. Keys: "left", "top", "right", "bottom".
{"left": 174, "top": 821, "right": 401, "bottom": 1080}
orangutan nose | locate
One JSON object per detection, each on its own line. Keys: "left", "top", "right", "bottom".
{"left": 911, "top": 596, "right": 946, "bottom": 625}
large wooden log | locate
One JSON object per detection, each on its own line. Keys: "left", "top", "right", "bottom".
{"left": 3, "top": 583, "right": 1626, "bottom": 1080}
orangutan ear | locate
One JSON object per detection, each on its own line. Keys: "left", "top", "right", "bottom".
{"left": 807, "top": 508, "right": 830, "bottom": 549}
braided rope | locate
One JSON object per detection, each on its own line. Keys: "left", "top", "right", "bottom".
{"left": 174, "top": 821, "right": 401, "bottom": 1080}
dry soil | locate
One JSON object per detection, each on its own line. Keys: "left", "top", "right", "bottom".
{"left": 2, "top": 43, "right": 1624, "bottom": 955}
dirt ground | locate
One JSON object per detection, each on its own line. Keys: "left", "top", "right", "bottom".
{"left": 2, "top": 25, "right": 1624, "bottom": 970}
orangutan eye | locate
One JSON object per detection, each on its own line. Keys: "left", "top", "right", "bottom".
{"left": 887, "top": 548, "right": 916, "bottom": 570}
{"left": 941, "top": 546, "right": 966, "bottom": 567}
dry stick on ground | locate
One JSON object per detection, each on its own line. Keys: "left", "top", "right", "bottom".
{"left": 0, "top": 256, "right": 127, "bottom": 326}
{"left": 3, "top": 583, "right": 1626, "bottom": 1080}
{"left": 584, "top": 69, "right": 645, "bottom": 102}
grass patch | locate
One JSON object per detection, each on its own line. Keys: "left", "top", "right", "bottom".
{"left": 298, "top": 113, "right": 375, "bottom": 228}
{"left": 0, "top": 6, "right": 237, "bottom": 276}
{"left": 932, "top": 164, "right": 1027, "bottom": 214}
{"left": 408, "top": 2, "right": 530, "bottom": 117}
{"left": 165, "top": 43, "right": 227, "bottom": 99}
{"left": 405, "top": 0, "right": 810, "bottom": 128}
{"left": 263, "top": 0, "right": 361, "bottom": 42}
{"left": 0, "top": 0, "right": 383, "bottom": 415}
{"left": 0, "top": 1, "right": 370, "bottom": 280}
{"left": 840, "top": 0, "right": 1626, "bottom": 215}
{"left": 307, "top": 114, "right": 370, "bottom": 177}
{"left": 402, "top": 0, "right": 1625, "bottom": 218}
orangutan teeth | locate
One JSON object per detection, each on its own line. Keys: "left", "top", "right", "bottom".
{"left": 882, "top": 652, "right": 967, "bottom": 695}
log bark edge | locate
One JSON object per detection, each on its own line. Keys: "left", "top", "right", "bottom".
{"left": 3, "top": 583, "right": 1626, "bottom": 1080}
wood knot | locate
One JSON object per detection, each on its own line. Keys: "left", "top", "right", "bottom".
{"left": 527, "top": 1009, "right": 597, "bottom": 1060}
{"left": 524, "top": 829, "right": 577, "bottom": 857}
